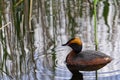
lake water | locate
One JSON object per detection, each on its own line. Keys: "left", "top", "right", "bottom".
{"left": 0, "top": 0, "right": 120, "bottom": 80}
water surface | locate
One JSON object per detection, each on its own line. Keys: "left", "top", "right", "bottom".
{"left": 0, "top": 0, "right": 120, "bottom": 80}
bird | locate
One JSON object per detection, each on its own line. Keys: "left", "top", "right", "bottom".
{"left": 62, "top": 37, "right": 112, "bottom": 80}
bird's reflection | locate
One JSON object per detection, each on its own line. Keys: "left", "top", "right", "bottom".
{"left": 70, "top": 71, "right": 83, "bottom": 80}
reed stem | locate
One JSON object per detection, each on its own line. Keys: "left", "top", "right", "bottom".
{"left": 94, "top": 0, "right": 99, "bottom": 80}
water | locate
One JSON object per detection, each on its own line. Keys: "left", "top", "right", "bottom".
{"left": 29, "top": 26, "right": 120, "bottom": 80}
{"left": 0, "top": 0, "right": 120, "bottom": 80}
{"left": 33, "top": 26, "right": 120, "bottom": 80}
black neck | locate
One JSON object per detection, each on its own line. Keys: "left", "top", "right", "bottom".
{"left": 69, "top": 43, "right": 82, "bottom": 53}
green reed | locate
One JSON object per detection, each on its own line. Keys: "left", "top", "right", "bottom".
{"left": 94, "top": 0, "right": 99, "bottom": 80}
{"left": 0, "top": 0, "right": 35, "bottom": 79}
{"left": 0, "top": 0, "right": 9, "bottom": 77}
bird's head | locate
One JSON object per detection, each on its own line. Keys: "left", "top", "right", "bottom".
{"left": 62, "top": 37, "right": 82, "bottom": 53}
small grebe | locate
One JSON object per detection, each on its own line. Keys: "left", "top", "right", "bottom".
{"left": 62, "top": 37, "right": 112, "bottom": 80}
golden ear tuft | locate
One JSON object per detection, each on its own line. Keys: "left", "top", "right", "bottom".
{"left": 69, "top": 37, "right": 82, "bottom": 45}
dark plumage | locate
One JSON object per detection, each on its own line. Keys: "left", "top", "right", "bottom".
{"left": 66, "top": 50, "right": 112, "bottom": 71}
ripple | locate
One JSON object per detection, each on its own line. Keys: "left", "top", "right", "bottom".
{"left": 35, "top": 47, "right": 120, "bottom": 80}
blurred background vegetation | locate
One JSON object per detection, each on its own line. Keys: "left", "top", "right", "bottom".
{"left": 0, "top": 0, "right": 120, "bottom": 80}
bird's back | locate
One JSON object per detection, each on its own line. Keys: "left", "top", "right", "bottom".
{"left": 66, "top": 50, "right": 112, "bottom": 71}
{"left": 76, "top": 50, "right": 111, "bottom": 61}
